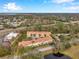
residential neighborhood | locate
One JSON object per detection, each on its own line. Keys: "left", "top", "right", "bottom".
{"left": 0, "top": 0, "right": 79, "bottom": 58}
{"left": 0, "top": 13, "right": 79, "bottom": 59}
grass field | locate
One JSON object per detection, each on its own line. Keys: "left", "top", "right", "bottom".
{"left": 63, "top": 45, "right": 79, "bottom": 59}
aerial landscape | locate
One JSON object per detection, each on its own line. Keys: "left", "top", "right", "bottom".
{"left": 0, "top": 0, "right": 79, "bottom": 59}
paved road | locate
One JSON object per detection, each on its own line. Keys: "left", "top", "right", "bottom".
{"left": 37, "top": 46, "right": 54, "bottom": 52}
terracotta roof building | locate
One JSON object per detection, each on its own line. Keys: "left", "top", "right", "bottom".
{"left": 27, "top": 31, "right": 51, "bottom": 39}
{"left": 18, "top": 31, "right": 53, "bottom": 47}
{"left": 18, "top": 37, "right": 53, "bottom": 47}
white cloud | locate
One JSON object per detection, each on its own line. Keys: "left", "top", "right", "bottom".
{"left": 52, "top": 0, "right": 74, "bottom": 4}
{"left": 3, "top": 2, "right": 22, "bottom": 11}
{"left": 65, "top": 6, "right": 79, "bottom": 10}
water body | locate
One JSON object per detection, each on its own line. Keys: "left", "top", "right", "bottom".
{"left": 44, "top": 52, "right": 72, "bottom": 59}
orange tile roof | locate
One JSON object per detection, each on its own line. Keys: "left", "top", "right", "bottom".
{"left": 18, "top": 37, "right": 52, "bottom": 47}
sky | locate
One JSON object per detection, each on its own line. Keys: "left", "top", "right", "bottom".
{"left": 0, "top": 0, "right": 79, "bottom": 13}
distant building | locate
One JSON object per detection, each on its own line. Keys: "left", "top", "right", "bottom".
{"left": 10, "top": 22, "right": 22, "bottom": 28}
{"left": 4, "top": 32, "right": 19, "bottom": 42}
{"left": 3, "top": 32, "right": 19, "bottom": 47}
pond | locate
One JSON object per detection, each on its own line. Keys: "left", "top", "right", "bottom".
{"left": 44, "top": 52, "right": 72, "bottom": 59}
